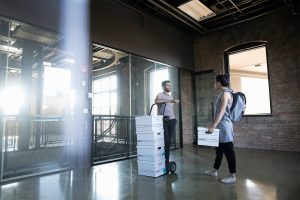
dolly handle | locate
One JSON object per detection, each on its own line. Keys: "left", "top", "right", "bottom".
{"left": 149, "top": 103, "right": 166, "bottom": 116}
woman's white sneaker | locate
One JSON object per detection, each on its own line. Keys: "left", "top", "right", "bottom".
{"left": 220, "top": 175, "right": 236, "bottom": 184}
{"left": 204, "top": 169, "right": 218, "bottom": 177}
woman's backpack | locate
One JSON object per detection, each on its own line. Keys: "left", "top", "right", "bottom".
{"left": 229, "top": 92, "right": 246, "bottom": 122}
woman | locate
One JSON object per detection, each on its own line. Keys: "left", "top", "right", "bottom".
{"left": 204, "top": 74, "right": 236, "bottom": 184}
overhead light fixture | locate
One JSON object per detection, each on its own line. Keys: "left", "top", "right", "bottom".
{"left": 10, "top": 22, "right": 19, "bottom": 32}
{"left": 9, "top": 69, "right": 19, "bottom": 73}
{"left": 178, "top": 0, "right": 216, "bottom": 21}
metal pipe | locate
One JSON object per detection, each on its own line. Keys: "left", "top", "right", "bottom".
{"left": 145, "top": 0, "right": 206, "bottom": 32}
{"left": 204, "top": 6, "right": 284, "bottom": 34}
{"left": 228, "top": 0, "right": 242, "bottom": 13}
{"left": 216, "top": 0, "right": 236, "bottom": 18}
{"left": 290, "top": 0, "right": 300, "bottom": 15}
{"left": 114, "top": 0, "right": 145, "bottom": 16}
{"left": 155, "top": 0, "right": 208, "bottom": 31}
{"left": 203, "top": 0, "right": 278, "bottom": 24}
{"left": 212, "top": 0, "right": 259, "bottom": 17}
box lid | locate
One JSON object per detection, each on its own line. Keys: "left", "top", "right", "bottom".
{"left": 197, "top": 127, "right": 219, "bottom": 132}
{"left": 135, "top": 115, "right": 163, "bottom": 119}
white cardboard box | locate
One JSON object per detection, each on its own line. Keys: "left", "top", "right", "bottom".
{"left": 136, "top": 130, "right": 164, "bottom": 141}
{"left": 135, "top": 115, "right": 166, "bottom": 177}
{"left": 136, "top": 125, "right": 164, "bottom": 133}
{"left": 137, "top": 154, "right": 165, "bottom": 162}
{"left": 137, "top": 145, "right": 165, "bottom": 156}
{"left": 138, "top": 167, "right": 166, "bottom": 177}
{"left": 135, "top": 116, "right": 163, "bottom": 126}
{"left": 138, "top": 159, "right": 165, "bottom": 171}
{"left": 197, "top": 127, "right": 219, "bottom": 147}
{"left": 137, "top": 139, "right": 164, "bottom": 147}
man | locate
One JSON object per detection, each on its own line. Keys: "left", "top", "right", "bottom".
{"left": 155, "top": 80, "right": 179, "bottom": 173}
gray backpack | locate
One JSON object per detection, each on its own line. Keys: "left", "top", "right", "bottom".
{"left": 229, "top": 92, "right": 246, "bottom": 122}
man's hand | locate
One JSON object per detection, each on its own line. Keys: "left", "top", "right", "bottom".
{"left": 173, "top": 100, "right": 180, "bottom": 104}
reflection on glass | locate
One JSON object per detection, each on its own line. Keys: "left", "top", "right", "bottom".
{"left": 94, "top": 163, "right": 120, "bottom": 199}
{"left": 244, "top": 179, "right": 277, "bottom": 200}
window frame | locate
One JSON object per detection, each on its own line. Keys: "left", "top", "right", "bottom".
{"left": 224, "top": 41, "right": 273, "bottom": 117}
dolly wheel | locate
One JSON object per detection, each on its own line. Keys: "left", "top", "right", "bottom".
{"left": 169, "top": 161, "right": 176, "bottom": 173}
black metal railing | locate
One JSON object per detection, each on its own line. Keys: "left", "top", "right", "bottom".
{"left": 91, "top": 115, "right": 136, "bottom": 164}
{"left": 1, "top": 115, "right": 73, "bottom": 151}
{"left": 0, "top": 115, "right": 74, "bottom": 180}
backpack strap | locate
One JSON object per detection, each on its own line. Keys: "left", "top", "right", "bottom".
{"left": 230, "top": 93, "right": 238, "bottom": 112}
{"left": 222, "top": 88, "right": 233, "bottom": 107}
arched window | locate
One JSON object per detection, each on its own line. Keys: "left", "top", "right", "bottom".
{"left": 224, "top": 42, "right": 272, "bottom": 115}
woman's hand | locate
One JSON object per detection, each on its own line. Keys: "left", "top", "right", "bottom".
{"left": 207, "top": 123, "right": 215, "bottom": 134}
{"left": 207, "top": 126, "right": 215, "bottom": 134}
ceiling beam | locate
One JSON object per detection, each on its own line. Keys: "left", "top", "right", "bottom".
{"left": 228, "top": 0, "right": 242, "bottom": 13}
{"left": 203, "top": 0, "right": 280, "bottom": 24}
{"left": 204, "top": 5, "right": 284, "bottom": 34}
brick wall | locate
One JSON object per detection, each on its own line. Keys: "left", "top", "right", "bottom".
{"left": 194, "top": 8, "right": 300, "bottom": 151}
{"left": 180, "top": 70, "right": 195, "bottom": 144}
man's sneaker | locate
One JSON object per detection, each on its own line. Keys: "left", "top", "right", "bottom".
{"left": 204, "top": 169, "right": 218, "bottom": 177}
{"left": 220, "top": 175, "right": 236, "bottom": 184}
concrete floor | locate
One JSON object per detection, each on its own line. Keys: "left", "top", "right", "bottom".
{"left": 1, "top": 145, "right": 300, "bottom": 200}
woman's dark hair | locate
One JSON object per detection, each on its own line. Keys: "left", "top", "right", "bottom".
{"left": 216, "top": 74, "right": 230, "bottom": 87}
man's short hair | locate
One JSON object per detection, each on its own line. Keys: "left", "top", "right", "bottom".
{"left": 161, "top": 80, "right": 170, "bottom": 87}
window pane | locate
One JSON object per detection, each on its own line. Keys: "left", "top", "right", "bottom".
{"left": 241, "top": 77, "right": 271, "bottom": 114}
{"left": 150, "top": 68, "right": 169, "bottom": 105}
{"left": 92, "top": 75, "right": 118, "bottom": 115}
{"left": 229, "top": 45, "right": 271, "bottom": 115}
{"left": 110, "top": 75, "right": 117, "bottom": 90}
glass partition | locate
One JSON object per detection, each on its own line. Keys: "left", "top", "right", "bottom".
{"left": 91, "top": 44, "right": 132, "bottom": 163}
{"left": 0, "top": 15, "right": 90, "bottom": 181}
{"left": 131, "top": 58, "right": 181, "bottom": 148}
{"left": 91, "top": 45, "right": 182, "bottom": 163}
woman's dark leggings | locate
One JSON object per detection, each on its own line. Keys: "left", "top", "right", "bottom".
{"left": 213, "top": 142, "right": 236, "bottom": 174}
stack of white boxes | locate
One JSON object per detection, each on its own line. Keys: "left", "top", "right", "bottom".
{"left": 135, "top": 116, "right": 166, "bottom": 177}
{"left": 197, "top": 127, "right": 220, "bottom": 147}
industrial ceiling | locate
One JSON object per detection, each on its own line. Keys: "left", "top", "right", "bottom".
{"left": 116, "top": 0, "right": 297, "bottom": 34}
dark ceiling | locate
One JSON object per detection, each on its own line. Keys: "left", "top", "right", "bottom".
{"left": 116, "top": 0, "right": 297, "bottom": 34}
